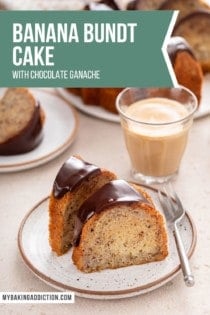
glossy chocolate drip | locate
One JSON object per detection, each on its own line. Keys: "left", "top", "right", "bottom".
{"left": 84, "top": 0, "right": 119, "bottom": 10}
{"left": 53, "top": 156, "right": 101, "bottom": 199}
{"left": 167, "top": 36, "right": 195, "bottom": 66}
{"left": 73, "top": 179, "right": 151, "bottom": 245}
{"left": 126, "top": 0, "right": 137, "bottom": 10}
{"left": 0, "top": 102, "right": 43, "bottom": 155}
{"left": 98, "top": 0, "right": 119, "bottom": 10}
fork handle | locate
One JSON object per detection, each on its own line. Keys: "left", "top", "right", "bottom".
{"left": 174, "top": 224, "right": 195, "bottom": 287}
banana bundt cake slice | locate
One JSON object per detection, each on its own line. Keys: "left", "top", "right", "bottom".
{"left": 0, "top": 88, "right": 44, "bottom": 155}
{"left": 72, "top": 180, "right": 168, "bottom": 273}
{"left": 49, "top": 156, "right": 117, "bottom": 255}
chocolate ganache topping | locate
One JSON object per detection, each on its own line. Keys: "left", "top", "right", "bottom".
{"left": 53, "top": 156, "right": 101, "bottom": 198}
{"left": 167, "top": 36, "right": 195, "bottom": 66}
{"left": 73, "top": 179, "right": 151, "bottom": 245}
{"left": 84, "top": 0, "right": 119, "bottom": 10}
{"left": 0, "top": 102, "right": 43, "bottom": 155}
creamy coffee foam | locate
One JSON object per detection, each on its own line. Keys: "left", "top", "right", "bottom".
{"left": 122, "top": 98, "right": 192, "bottom": 177}
{"left": 125, "top": 98, "right": 189, "bottom": 137}
{"left": 126, "top": 98, "right": 188, "bottom": 122}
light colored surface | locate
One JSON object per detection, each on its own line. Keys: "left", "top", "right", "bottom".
{"left": 0, "top": 1, "right": 210, "bottom": 313}
{"left": 0, "top": 89, "right": 78, "bottom": 172}
{"left": 18, "top": 192, "right": 195, "bottom": 299}
{"left": 0, "top": 86, "right": 210, "bottom": 314}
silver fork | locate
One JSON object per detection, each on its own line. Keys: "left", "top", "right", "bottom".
{"left": 158, "top": 183, "right": 195, "bottom": 287}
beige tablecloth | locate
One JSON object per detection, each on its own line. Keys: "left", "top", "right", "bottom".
{"left": 1, "top": 1, "right": 210, "bottom": 314}
{"left": 0, "top": 88, "right": 210, "bottom": 314}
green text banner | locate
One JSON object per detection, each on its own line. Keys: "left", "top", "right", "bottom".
{"left": 0, "top": 10, "right": 177, "bottom": 87}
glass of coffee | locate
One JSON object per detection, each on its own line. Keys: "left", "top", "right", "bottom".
{"left": 116, "top": 86, "right": 198, "bottom": 184}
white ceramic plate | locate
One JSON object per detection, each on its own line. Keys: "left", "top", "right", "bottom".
{"left": 57, "top": 74, "right": 210, "bottom": 122}
{"left": 18, "top": 185, "right": 196, "bottom": 300}
{"left": 57, "top": 88, "right": 120, "bottom": 123}
{"left": 0, "top": 89, "right": 78, "bottom": 173}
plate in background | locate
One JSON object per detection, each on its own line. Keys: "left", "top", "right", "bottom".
{"left": 0, "top": 89, "right": 78, "bottom": 172}
{"left": 57, "top": 88, "right": 120, "bottom": 123}
{"left": 57, "top": 74, "right": 210, "bottom": 122}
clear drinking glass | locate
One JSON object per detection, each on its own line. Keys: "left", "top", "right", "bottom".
{"left": 116, "top": 86, "right": 198, "bottom": 184}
